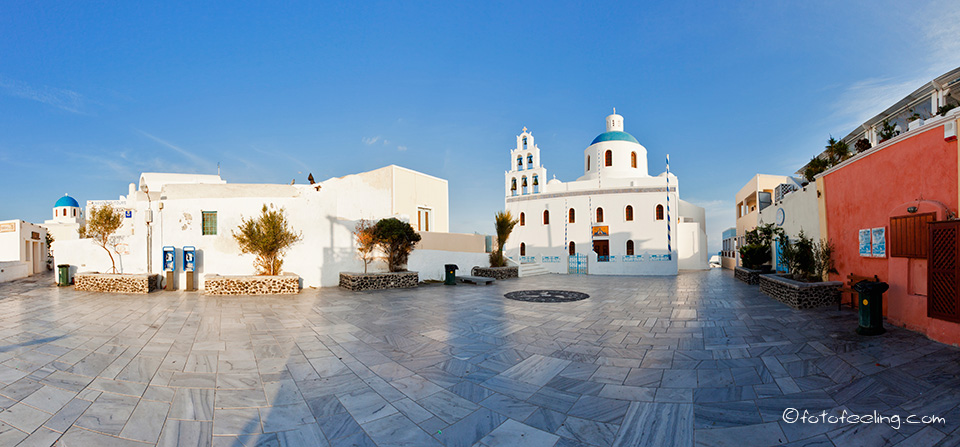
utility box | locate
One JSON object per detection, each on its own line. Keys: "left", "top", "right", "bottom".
{"left": 183, "top": 246, "right": 196, "bottom": 291}
{"left": 854, "top": 279, "right": 889, "bottom": 336}
{"left": 162, "top": 246, "right": 176, "bottom": 291}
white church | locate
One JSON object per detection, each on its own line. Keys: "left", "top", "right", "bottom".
{"left": 504, "top": 111, "right": 708, "bottom": 275}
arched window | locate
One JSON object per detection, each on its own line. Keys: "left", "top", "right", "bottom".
{"left": 532, "top": 175, "right": 539, "bottom": 193}
{"left": 656, "top": 204, "right": 664, "bottom": 220}
{"left": 511, "top": 178, "right": 517, "bottom": 191}
{"left": 631, "top": 152, "right": 637, "bottom": 168}
{"left": 517, "top": 156, "right": 523, "bottom": 170}
{"left": 522, "top": 177, "right": 528, "bottom": 194}
{"left": 520, "top": 243, "right": 526, "bottom": 256}
{"left": 569, "top": 241, "right": 576, "bottom": 256}
{"left": 519, "top": 212, "right": 525, "bottom": 226}
{"left": 568, "top": 208, "right": 575, "bottom": 223}
{"left": 596, "top": 207, "right": 604, "bottom": 223}
{"left": 522, "top": 136, "right": 527, "bottom": 149}
{"left": 587, "top": 156, "right": 591, "bottom": 171}
{"left": 527, "top": 154, "right": 533, "bottom": 169}
{"left": 543, "top": 210, "right": 549, "bottom": 225}
{"left": 605, "top": 150, "right": 613, "bottom": 167}
{"left": 73, "top": 209, "right": 77, "bottom": 217}
{"left": 626, "top": 240, "right": 635, "bottom": 256}
{"left": 625, "top": 205, "right": 634, "bottom": 221}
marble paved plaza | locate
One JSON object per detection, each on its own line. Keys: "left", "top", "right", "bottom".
{"left": 0, "top": 270, "right": 958, "bottom": 446}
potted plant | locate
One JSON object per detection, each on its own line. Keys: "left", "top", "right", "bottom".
{"left": 855, "top": 138, "right": 872, "bottom": 153}
{"left": 938, "top": 103, "right": 957, "bottom": 116}
{"left": 907, "top": 109, "right": 925, "bottom": 131}
{"left": 877, "top": 119, "right": 897, "bottom": 142}
{"left": 759, "top": 231, "right": 841, "bottom": 309}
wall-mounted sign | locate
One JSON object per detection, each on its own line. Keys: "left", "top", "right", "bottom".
{"left": 0, "top": 223, "right": 14, "bottom": 233}
{"left": 871, "top": 227, "right": 886, "bottom": 258}
{"left": 592, "top": 226, "right": 609, "bottom": 237}
{"left": 776, "top": 208, "right": 785, "bottom": 226}
{"left": 125, "top": 210, "right": 133, "bottom": 219}
{"left": 859, "top": 229, "right": 872, "bottom": 257}
{"left": 31, "top": 232, "right": 40, "bottom": 240}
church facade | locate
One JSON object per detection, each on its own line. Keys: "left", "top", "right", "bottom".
{"left": 504, "top": 112, "right": 708, "bottom": 275}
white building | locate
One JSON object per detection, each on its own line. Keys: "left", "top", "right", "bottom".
{"left": 504, "top": 112, "right": 708, "bottom": 274}
{"left": 55, "top": 165, "right": 487, "bottom": 288}
{"left": 0, "top": 219, "right": 48, "bottom": 282}
{"left": 42, "top": 195, "right": 84, "bottom": 243}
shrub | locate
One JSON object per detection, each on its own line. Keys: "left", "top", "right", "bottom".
{"left": 233, "top": 205, "right": 301, "bottom": 275}
{"left": 738, "top": 224, "right": 784, "bottom": 270}
{"left": 490, "top": 211, "right": 519, "bottom": 267}
{"left": 779, "top": 230, "right": 836, "bottom": 282}
{"left": 372, "top": 218, "right": 421, "bottom": 272}
{"left": 855, "top": 138, "right": 871, "bottom": 153}
{"left": 80, "top": 205, "right": 125, "bottom": 273}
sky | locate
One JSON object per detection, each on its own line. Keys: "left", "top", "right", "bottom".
{"left": 2, "top": 0, "right": 959, "bottom": 255}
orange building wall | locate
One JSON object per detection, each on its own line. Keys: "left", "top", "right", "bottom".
{"left": 823, "top": 123, "right": 959, "bottom": 345}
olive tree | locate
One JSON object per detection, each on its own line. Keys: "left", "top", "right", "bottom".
{"left": 233, "top": 205, "right": 301, "bottom": 275}
{"left": 80, "top": 205, "right": 125, "bottom": 273}
{"left": 353, "top": 219, "right": 377, "bottom": 273}
{"left": 372, "top": 218, "right": 421, "bottom": 272}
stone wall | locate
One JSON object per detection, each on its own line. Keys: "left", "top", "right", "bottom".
{"left": 734, "top": 267, "right": 762, "bottom": 285}
{"left": 340, "top": 272, "right": 419, "bottom": 291}
{"left": 759, "top": 274, "right": 842, "bottom": 309}
{"left": 204, "top": 274, "right": 300, "bottom": 295}
{"left": 75, "top": 273, "right": 160, "bottom": 294}
{"left": 471, "top": 266, "right": 518, "bottom": 280}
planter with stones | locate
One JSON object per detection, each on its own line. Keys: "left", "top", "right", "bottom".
{"left": 759, "top": 273, "right": 842, "bottom": 309}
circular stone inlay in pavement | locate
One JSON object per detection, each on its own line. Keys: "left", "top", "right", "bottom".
{"left": 504, "top": 290, "right": 589, "bottom": 303}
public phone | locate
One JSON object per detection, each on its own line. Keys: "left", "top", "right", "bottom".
{"left": 162, "top": 246, "right": 176, "bottom": 290}
{"left": 183, "top": 246, "right": 197, "bottom": 291}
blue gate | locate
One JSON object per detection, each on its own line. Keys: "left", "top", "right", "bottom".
{"left": 568, "top": 253, "right": 588, "bottom": 274}
{"left": 775, "top": 237, "right": 788, "bottom": 272}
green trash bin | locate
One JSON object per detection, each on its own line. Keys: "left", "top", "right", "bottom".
{"left": 444, "top": 264, "right": 458, "bottom": 286}
{"left": 57, "top": 264, "right": 70, "bottom": 287}
{"left": 854, "top": 279, "right": 889, "bottom": 336}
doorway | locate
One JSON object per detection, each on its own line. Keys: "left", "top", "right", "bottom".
{"left": 593, "top": 240, "right": 609, "bottom": 262}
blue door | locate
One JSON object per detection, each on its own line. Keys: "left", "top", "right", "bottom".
{"left": 775, "top": 237, "right": 788, "bottom": 272}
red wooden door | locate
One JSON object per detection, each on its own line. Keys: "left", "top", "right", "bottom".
{"left": 929, "top": 221, "right": 960, "bottom": 322}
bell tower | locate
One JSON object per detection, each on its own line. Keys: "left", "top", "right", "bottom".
{"left": 505, "top": 127, "right": 548, "bottom": 197}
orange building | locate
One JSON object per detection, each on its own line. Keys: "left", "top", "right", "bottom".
{"left": 821, "top": 111, "right": 960, "bottom": 345}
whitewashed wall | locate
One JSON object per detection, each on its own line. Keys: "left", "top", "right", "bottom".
{"left": 0, "top": 261, "right": 29, "bottom": 283}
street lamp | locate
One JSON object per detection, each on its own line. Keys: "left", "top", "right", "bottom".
{"left": 140, "top": 180, "right": 153, "bottom": 275}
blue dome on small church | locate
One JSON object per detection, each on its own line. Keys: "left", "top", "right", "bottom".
{"left": 591, "top": 130, "right": 640, "bottom": 145}
{"left": 54, "top": 195, "right": 80, "bottom": 208}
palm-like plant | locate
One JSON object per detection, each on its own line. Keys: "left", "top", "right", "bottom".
{"left": 803, "top": 156, "right": 830, "bottom": 182}
{"left": 825, "top": 137, "right": 850, "bottom": 164}
{"left": 490, "top": 211, "right": 519, "bottom": 267}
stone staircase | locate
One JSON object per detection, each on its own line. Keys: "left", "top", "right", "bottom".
{"left": 519, "top": 263, "right": 550, "bottom": 278}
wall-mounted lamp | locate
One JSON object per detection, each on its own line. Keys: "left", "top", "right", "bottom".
{"left": 907, "top": 206, "right": 918, "bottom": 213}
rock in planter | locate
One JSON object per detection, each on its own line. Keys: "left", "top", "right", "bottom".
{"left": 759, "top": 274, "right": 842, "bottom": 309}
{"left": 340, "top": 271, "right": 419, "bottom": 291}
{"left": 471, "top": 266, "right": 518, "bottom": 280}
{"left": 75, "top": 273, "right": 160, "bottom": 294}
{"left": 204, "top": 273, "right": 300, "bottom": 295}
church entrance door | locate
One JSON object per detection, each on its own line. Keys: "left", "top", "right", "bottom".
{"left": 593, "top": 240, "right": 609, "bottom": 262}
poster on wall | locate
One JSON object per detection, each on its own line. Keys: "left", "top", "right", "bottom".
{"left": 859, "top": 229, "right": 872, "bottom": 257}
{"left": 871, "top": 227, "right": 886, "bottom": 258}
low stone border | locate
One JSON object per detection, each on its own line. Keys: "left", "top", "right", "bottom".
{"left": 340, "top": 271, "right": 419, "bottom": 291}
{"left": 734, "top": 267, "right": 764, "bottom": 285}
{"left": 204, "top": 273, "right": 300, "bottom": 295}
{"left": 75, "top": 273, "right": 160, "bottom": 294}
{"left": 471, "top": 266, "right": 518, "bottom": 280}
{"left": 759, "top": 274, "right": 842, "bottom": 309}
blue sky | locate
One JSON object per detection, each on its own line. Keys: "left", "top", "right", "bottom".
{"left": 2, "top": 1, "right": 958, "bottom": 255}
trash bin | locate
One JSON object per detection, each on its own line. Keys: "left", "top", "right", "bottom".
{"left": 57, "top": 264, "right": 70, "bottom": 287}
{"left": 444, "top": 264, "right": 459, "bottom": 286}
{"left": 854, "top": 278, "right": 889, "bottom": 336}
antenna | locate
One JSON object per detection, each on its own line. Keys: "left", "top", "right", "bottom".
{"left": 217, "top": 162, "right": 221, "bottom": 177}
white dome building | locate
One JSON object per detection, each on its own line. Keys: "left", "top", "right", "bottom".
{"left": 42, "top": 194, "right": 85, "bottom": 244}
{"left": 503, "top": 112, "right": 708, "bottom": 275}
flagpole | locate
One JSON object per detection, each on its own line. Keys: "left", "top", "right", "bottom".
{"left": 666, "top": 154, "right": 672, "bottom": 261}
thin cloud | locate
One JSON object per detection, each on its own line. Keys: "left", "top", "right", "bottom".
{"left": 362, "top": 136, "right": 380, "bottom": 145}
{"left": 0, "top": 76, "right": 86, "bottom": 114}
{"left": 397, "top": 145, "right": 407, "bottom": 152}
{"left": 136, "top": 130, "right": 211, "bottom": 168}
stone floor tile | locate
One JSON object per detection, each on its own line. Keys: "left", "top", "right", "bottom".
{"left": 480, "top": 419, "right": 559, "bottom": 447}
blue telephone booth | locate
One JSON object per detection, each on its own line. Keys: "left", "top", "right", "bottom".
{"left": 183, "top": 246, "right": 197, "bottom": 291}
{"left": 162, "top": 246, "right": 176, "bottom": 290}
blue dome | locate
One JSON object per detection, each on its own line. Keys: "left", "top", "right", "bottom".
{"left": 591, "top": 131, "right": 640, "bottom": 145}
{"left": 54, "top": 195, "right": 80, "bottom": 208}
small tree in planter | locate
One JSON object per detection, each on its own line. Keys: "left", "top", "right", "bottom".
{"left": 44, "top": 233, "right": 55, "bottom": 271}
{"left": 738, "top": 224, "right": 784, "bottom": 271}
{"left": 353, "top": 219, "right": 377, "bottom": 273}
{"left": 803, "top": 156, "right": 830, "bottom": 182}
{"left": 79, "top": 205, "right": 125, "bottom": 273}
{"left": 779, "top": 230, "right": 836, "bottom": 282}
{"left": 372, "top": 218, "right": 421, "bottom": 272}
{"left": 490, "top": 211, "right": 519, "bottom": 267}
{"left": 233, "top": 205, "right": 301, "bottom": 275}
{"left": 855, "top": 138, "right": 872, "bottom": 154}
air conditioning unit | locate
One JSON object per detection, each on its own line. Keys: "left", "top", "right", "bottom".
{"left": 945, "top": 120, "right": 957, "bottom": 142}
